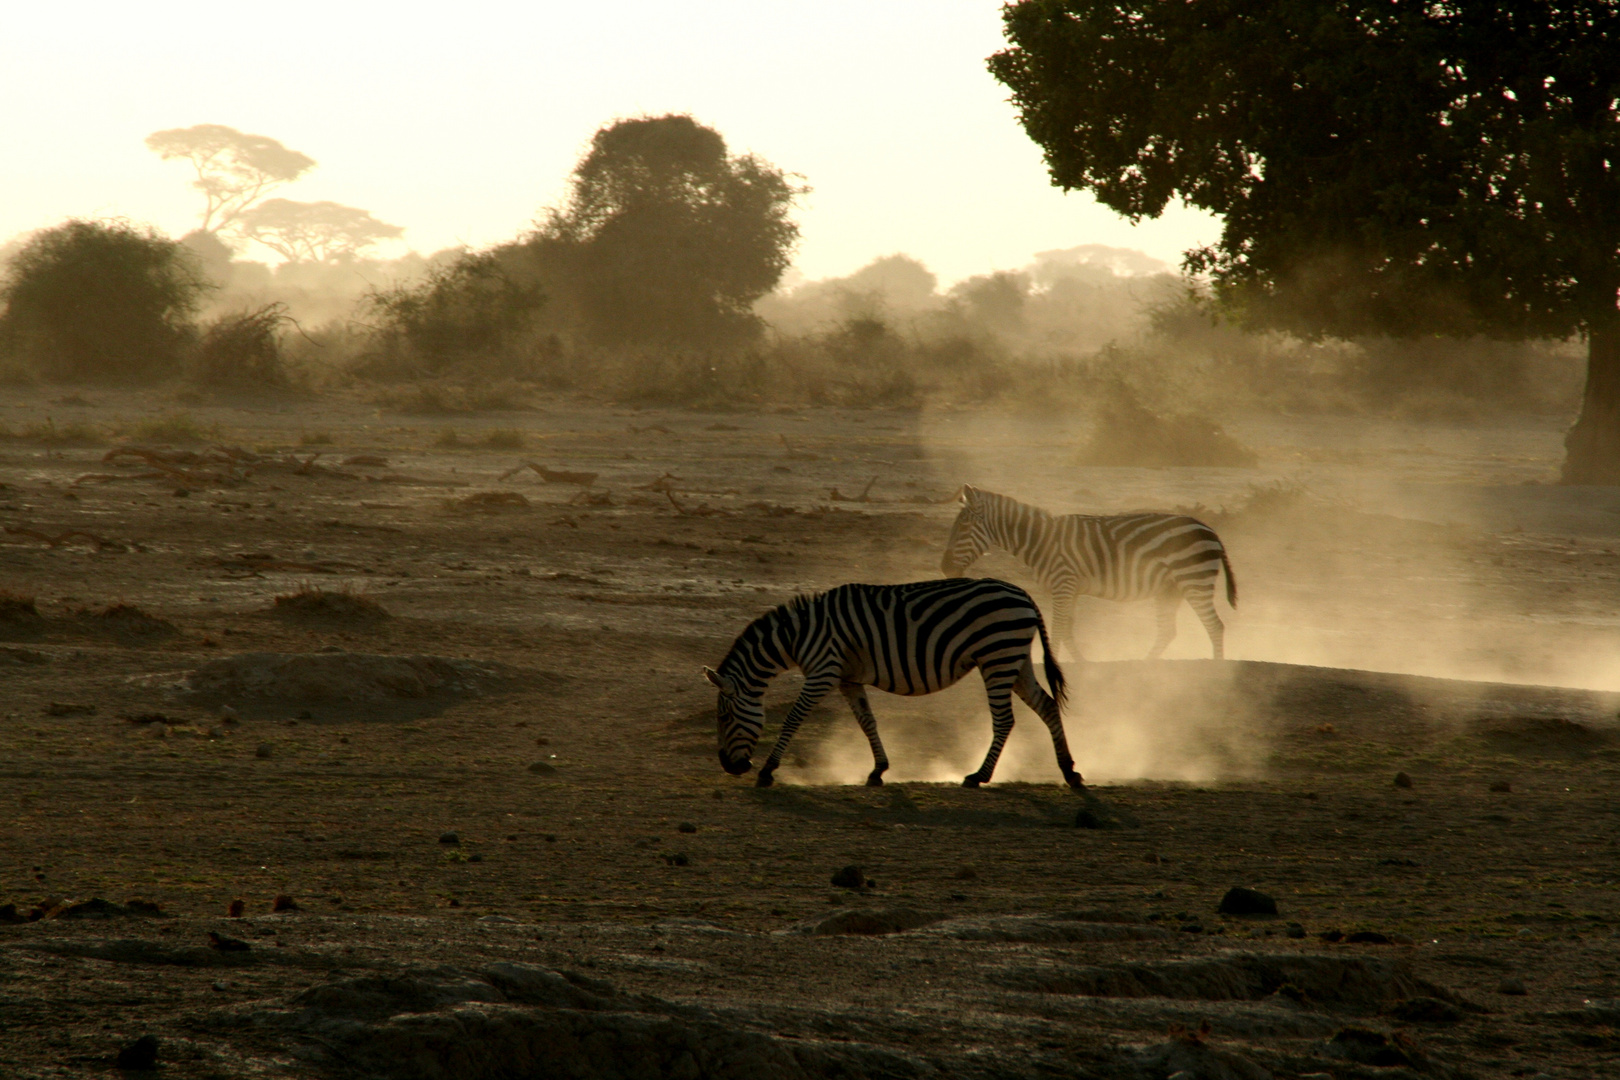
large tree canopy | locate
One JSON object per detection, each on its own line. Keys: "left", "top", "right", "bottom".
{"left": 234, "top": 199, "right": 403, "bottom": 263}
{"left": 533, "top": 114, "right": 804, "bottom": 347}
{"left": 146, "top": 124, "right": 316, "bottom": 234}
{"left": 991, "top": 0, "right": 1620, "bottom": 481}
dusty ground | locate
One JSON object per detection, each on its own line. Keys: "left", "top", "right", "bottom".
{"left": 1, "top": 388, "right": 1617, "bottom": 1079}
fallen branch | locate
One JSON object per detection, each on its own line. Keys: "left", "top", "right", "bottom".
{"left": 628, "top": 424, "right": 673, "bottom": 435}
{"left": 829, "top": 476, "right": 879, "bottom": 503}
{"left": 779, "top": 434, "right": 820, "bottom": 461}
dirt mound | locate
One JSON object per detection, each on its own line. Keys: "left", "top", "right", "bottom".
{"left": 270, "top": 587, "right": 390, "bottom": 625}
{"left": 78, "top": 603, "right": 178, "bottom": 642}
{"left": 991, "top": 952, "right": 1471, "bottom": 1013}
{"left": 910, "top": 913, "right": 1170, "bottom": 944}
{"left": 184, "top": 652, "right": 503, "bottom": 719}
{"left": 240, "top": 963, "right": 948, "bottom": 1080}
{"left": 0, "top": 592, "right": 45, "bottom": 641}
{"left": 1474, "top": 715, "right": 1614, "bottom": 757}
{"left": 788, "top": 907, "right": 942, "bottom": 936}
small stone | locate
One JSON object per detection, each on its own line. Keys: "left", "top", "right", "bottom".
{"left": 678, "top": 821, "right": 697, "bottom": 833}
{"left": 1490, "top": 780, "right": 1513, "bottom": 793}
{"left": 212, "top": 980, "right": 228, "bottom": 991}
{"left": 439, "top": 831, "right": 460, "bottom": 845}
{"left": 271, "top": 894, "right": 299, "bottom": 913}
{"left": 954, "top": 866, "right": 978, "bottom": 880}
{"left": 527, "top": 761, "right": 557, "bottom": 775}
{"left": 1141, "top": 852, "right": 1160, "bottom": 864}
{"left": 1498, "top": 977, "right": 1528, "bottom": 995}
{"left": 1388, "top": 996, "right": 1464, "bottom": 1024}
{"left": 1516, "top": 926, "right": 1536, "bottom": 938}
{"left": 226, "top": 898, "right": 245, "bottom": 918}
{"left": 665, "top": 853, "right": 690, "bottom": 867}
{"left": 831, "top": 865, "right": 865, "bottom": 889}
{"left": 711, "top": 789, "right": 725, "bottom": 800}
{"left": 468, "top": 853, "right": 484, "bottom": 863}
{"left": 1217, "top": 886, "right": 1278, "bottom": 915}
{"left": 207, "top": 931, "right": 251, "bottom": 952}
{"left": 115, "top": 1035, "right": 159, "bottom": 1070}
{"left": 1346, "top": 930, "right": 1393, "bottom": 944}
{"left": 1287, "top": 922, "right": 1307, "bottom": 939}
{"left": 1179, "top": 922, "right": 1204, "bottom": 933}
{"left": 1393, "top": 771, "right": 1414, "bottom": 789}
{"left": 220, "top": 706, "right": 239, "bottom": 722}
{"left": 254, "top": 743, "right": 273, "bottom": 758}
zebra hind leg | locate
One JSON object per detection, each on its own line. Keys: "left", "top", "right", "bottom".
{"left": 840, "top": 683, "right": 889, "bottom": 786}
{"left": 964, "top": 670, "right": 1018, "bottom": 788}
{"left": 1146, "top": 590, "right": 1181, "bottom": 660}
{"left": 1185, "top": 582, "right": 1224, "bottom": 659}
{"left": 1014, "top": 662, "right": 1084, "bottom": 790}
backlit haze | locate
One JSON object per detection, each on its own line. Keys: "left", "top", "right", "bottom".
{"left": 0, "top": 0, "right": 1216, "bottom": 283}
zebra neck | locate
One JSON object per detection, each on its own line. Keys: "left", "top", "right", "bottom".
{"left": 726, "top": 608, "right": 798, "bottom": 684}
{"left": 988, "top": 509, "right": 1054, "bottom": 565}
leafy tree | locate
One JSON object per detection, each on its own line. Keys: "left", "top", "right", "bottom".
{"left": 534, "top": 114, "right": 804, "bottom": 346}
{"left": 0, "top": 220, "right": 208, "bottom": 382}
{"left": 991, "top": 1, "right": 1620, "bottom": 482}
{"left": 234, "top": 199, "right": 403, "bottom": 263}
{"left": 146, "top": 124, "right": 315, "bottom": 233}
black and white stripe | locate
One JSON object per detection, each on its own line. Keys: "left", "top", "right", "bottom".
{"left": 941, "top": 486, "right": 1236, "bottom": 661}
{"left": 704, "top": 578, "right": 1083, "bottom": 790}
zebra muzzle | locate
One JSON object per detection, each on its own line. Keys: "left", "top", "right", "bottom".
{"left": 719, "top": 752, "right": 752, "bottom": 776}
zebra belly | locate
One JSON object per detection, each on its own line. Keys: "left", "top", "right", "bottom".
{"left": 846, "top": 652, "right": 967, "bottom": 697}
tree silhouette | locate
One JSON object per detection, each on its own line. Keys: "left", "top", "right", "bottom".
{"left": 534, "top": 114, "right": 804, "bottom": 347}
{"left": 146, "top": 124, "right": 315, "bottom": 234}
{"left": 992, "top": 0, "right": 1620, "bottom": 482}
{"left": 234, "top": 199, "right": 403, "bottom": 263}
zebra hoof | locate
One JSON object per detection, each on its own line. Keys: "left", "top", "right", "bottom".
{"left": 865, "top": 773, "right": 884, "bottom": 787}
{"left": 1064, "top": 771, "right": 1086, "bottom": 790}
{"left": 755, "top": 770, "right": 775, "bottom": 788}
{"left": 961, "top": 775, "right": 983, "bottom": 789}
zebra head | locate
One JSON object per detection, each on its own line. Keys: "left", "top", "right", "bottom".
{"left": 704, "top": 665, "right": 764, "bottom": 775}
{"left": 941, "top": 485, "right": 991, "bottom": 576}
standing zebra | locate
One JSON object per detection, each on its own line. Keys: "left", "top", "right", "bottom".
{"left": 704, "top": 578, "right": 1084, "bottom": 790}
{"left": 940, "top": 486, "right": 1236, "bottom": 661}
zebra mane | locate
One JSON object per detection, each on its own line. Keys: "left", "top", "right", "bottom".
{"left": 974, "top": 488, "right": 1053, "bottom": 522}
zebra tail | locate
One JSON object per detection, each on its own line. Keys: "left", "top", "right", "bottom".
{"left": 1221, "top": 549, "right": 1238, "bottom": 608}
{"left": 1035, "top": 610, "right": 1067, "bottom": 710}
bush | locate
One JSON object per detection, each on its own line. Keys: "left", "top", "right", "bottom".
{"left": 1077, "top": 382, "right": 1258, "bottom": 467}
{"left": 191, "top": 303, "right": 294, "bottom": 391}
{"left": 0, "top": 219, "right": 207, "bottom": 382}
{"left": 362, "top": 251, "right": 547, "bottom": 378}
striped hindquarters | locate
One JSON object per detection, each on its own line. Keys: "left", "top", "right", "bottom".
{"left": 1057, "top": 513, "right": 1229, "bottom": 602}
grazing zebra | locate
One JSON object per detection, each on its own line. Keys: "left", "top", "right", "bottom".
{"left": 940, "top": 486, "right": 1236, "bottom": 661}
{"left": 704, "top": 578, "right": 1084, "bottom": 790}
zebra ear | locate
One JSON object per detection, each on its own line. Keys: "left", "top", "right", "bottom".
{"left": 959, "top": 484, "right": 977, "bottom": 504}
{"left": 702, "top": 666, "right": 737, "bottom": 695}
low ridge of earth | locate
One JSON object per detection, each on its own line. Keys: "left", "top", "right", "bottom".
{"left": 2, "top": 389, "right": 1617, "bottom": 1078}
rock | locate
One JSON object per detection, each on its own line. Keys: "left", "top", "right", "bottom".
{"left": 678, "top": 821, "right": 697, "bottom": 833}
{"left": 255, "top": 743, "right": 274, "bottom": 759}
{"left": 1490, "top": 780, "right": 1513, "bottom": 792}
{"left": 0, "top": 903, "right": 27, "bottom": 924}
{"left": 830, "top": 865, "right": 864, "bottom": 889}
{"left": 954, "top": 866, "right": 978, "bottom": 880}
{"left": 664, "top": 853, "right": 690, "bottom": 867}
{"left": 227, "top": 899, "right": 245, "bottom": 918}
{"left": 272, "top": 894, "right": 299, "bottom": 913}
{"left": 50, "top": 898, "right": 130, "bottom": 919}
{"left": 1286, "top": 922, "right": 1307, "bottom": 939}
{"left": 1346, "top": 930, "right": 1393, "bottom": 944}
{"left": 209, "top": 931, "right": 251, "bottom": 952}
{"left": 185, "top": 651, "right": 502, "bottom": 720}
{"left": 1074, "top": 808, "right": 1105, "bottom": 829}
{"left": 123, "top": 899, "right": 166, "bottom": 917}
{"left": 439, "top": 831, "right": 460, "bottom": 845}
{"left": 1217, "top": 887, "right": 1278, "bottom": 916}
{"left": 1498, "top": 977, "right": 1528, "bottom": 995}
{"left": 115, "top": 1035, "right": 159, "bottom": 1070}
{"left": 45, "top": 701, "right": 95, "bottom": 717}
{"left": 1393, "top": 771, "right": 1413, "bottom": 788}
{"left": 526, "top": 761, "right": 556, "bottom": 775}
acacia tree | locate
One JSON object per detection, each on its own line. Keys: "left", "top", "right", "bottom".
{"left": 146, "top": 124, "right": 316, "bottom": 234}
{"left": 991, "top": 1, "right": 1620, "bottom": 482}
{"left": 533, "top": 114, "right": 804, "bottom": 346}
{"left": 234, "top": 199, "right": 403, "bottom": 263}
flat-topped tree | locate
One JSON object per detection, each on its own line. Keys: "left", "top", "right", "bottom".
{"left": 146, "top": 124, "right": 316, "bottom": 234}
{"left": 234, "top": 199, "right": 403, "bottom": 263}
{"left": 990, "top": 1, "right": 1620, "bottom": 483}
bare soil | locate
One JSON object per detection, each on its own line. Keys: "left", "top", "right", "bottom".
{"left": 1, "top": 388, "right": 1617, "bottom": 1079}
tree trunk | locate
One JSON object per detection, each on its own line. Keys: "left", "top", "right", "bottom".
{"left": 1562, "top": 321, "right": 1620, "bottom": 484}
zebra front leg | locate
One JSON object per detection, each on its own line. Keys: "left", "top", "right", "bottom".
{"left": 840, "top": 682, "right": 889, "bottom": 786}
{"left": 1014, "top": 662, "right": 1085, "bottom": 790}
{"left": 756, "top": 674, "right": 838, "bottom": 787}
{"left": 1146, "top": 590, "right": 1181, "bottom": 660}
{"left": 963, "top": 670, "right": 1018, "bottom": 788}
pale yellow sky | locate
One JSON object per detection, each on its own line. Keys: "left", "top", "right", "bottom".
{"left": 1, "top": 1, "right": 1218, "bottom": 285}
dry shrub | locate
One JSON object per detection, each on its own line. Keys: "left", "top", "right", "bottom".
{"left": 271, "top": 586, "right": 390, "bottom": 625}
{"left": 80, "top": 602, "right": 177, "bottom": 641}
{"left": 122, "top": 413, "right": 215, "bottom": 444}
{"left": 0, "top": 417, "right": 105, "bottom": 446}
{"left": 191, "top": 303, "right": 294, "bottom": 392}
{"left": 379, "top": 381, "right": 536, "bottom": 416}
{"left": 1078, "top": 383, "right": 1257, "bottom": 467}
